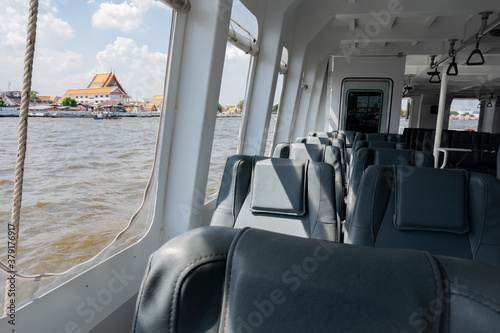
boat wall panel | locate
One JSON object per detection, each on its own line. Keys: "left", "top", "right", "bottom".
{"left": 302, "top": 57, "right": 329, "bottom": 136}
{"left": 413, "top": 94, "right": 452, "bottom": 129}
{"left": 329, "top": 56, "right": 405, "bottom": 133}
{"left": 158, "top": 0, "right": 232, "bottom": 236}
{"left": 478, "top": 101, "right": 500, "bottom": 133}
{"left": 238, "top": 1, "right": 289, "bottom": 156}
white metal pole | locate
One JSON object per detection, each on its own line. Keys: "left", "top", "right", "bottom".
{"left": 433, "top": 72, "right": 448, "bottom": 168}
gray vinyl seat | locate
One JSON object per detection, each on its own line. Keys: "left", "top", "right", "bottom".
{"left": 133, "top": 226, "right": 500, "bottom": 333}
{"left": 307, "top": 131, "right": 337, "bottom": 138}
{"left": 347, "top": 165, "right": 500, "bottom": 269}
{"left": 272, "top": 143, "right": 345, "bottom": 220}
{"left": 295, "top": 136, "right": 331, "bottom": 145}
{"left": 352, "top": 140, "right": 408, "bottom": 153}
{"left": 211, "top": 155, "right": 339, "bottom": 241}
{"left": 345, "top": 148, "right": 434, "bottom": 228}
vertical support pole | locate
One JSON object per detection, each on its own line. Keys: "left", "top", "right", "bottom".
{"left": 303, "top": 57, "right": 329, "bottom": 135}
{"left": 272, "top": 31, "right": 309, "bottom": 147}
{"left": 291, "top": 49, "right": 317, "bottom": 140}
{"left": 238, "top": 3, "right": 287, "bottom": 156}
{"left": 314, "top": 69, "right": 329, "bottom": 131}
{"left": 155, "top": 0, "right": 232, "bottom": 243}
{"left": 433, "top": 72, "right": 448, "bottom": 168}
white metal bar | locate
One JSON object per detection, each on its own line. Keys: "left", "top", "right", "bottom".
{"left": 228, "top": 26, "right": 259, "bottom": 56}
{"left": 433, "top": 72, "right": 448, "bottom": 168}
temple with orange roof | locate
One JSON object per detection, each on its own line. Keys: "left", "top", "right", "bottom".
{"left": 61, "top": 72, "right": 130, "bottom": 106}
{"left": 145, "top": 95, "right": 163, "bottom": 112}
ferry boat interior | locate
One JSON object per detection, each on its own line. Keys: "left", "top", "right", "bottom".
{"left": 3, "top": 0, "right": 500, "bottom": 332}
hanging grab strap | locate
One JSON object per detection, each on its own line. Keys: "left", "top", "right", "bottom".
{"left": 466, "top": 40, "right": 485, "bottom": 66}
{"left": 446, "top": 56, "right": 458, "bottom": 76}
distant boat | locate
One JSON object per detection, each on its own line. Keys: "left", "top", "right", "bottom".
{"left": 92, "top": 113, "right": 122, "bottom": 120}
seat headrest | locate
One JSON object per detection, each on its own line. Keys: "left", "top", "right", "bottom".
{"left": 306, "top": 136, "right": 331, "bottom": 145}
{"left": 354, "top": 140, "right": 401, "bottom": 152}
{"left": 250, "top": 158, "right": 307, "bottom": 216}
{"left": 366, "top": 133, "right": 387, "bottom": 141}
{"left": 373, "top": 148, "right": 412, "bottom": 165}
{"left": 394, "top": 166, "right": 469, "bottom": 234}
{"left": 289, "top": 143, "right": 325, "bottom": 162}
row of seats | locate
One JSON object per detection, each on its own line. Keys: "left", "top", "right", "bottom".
{"left": 211, "top": 155, "right": 339, "bottom": 241}
{"left": 133, "top": 130, "right": 500, "bottom": 332}
{"left": 403, "top": 127, "right": 500, "bottom": 173}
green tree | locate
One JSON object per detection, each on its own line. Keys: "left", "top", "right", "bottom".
{"left": 272, "top": 103, "right": 279, "bottom": 112}
{"left": 463, "top": 112, "right": 470, "bottom": 117}
{"left": 237, "top": 100, "right": 244, "bottom": 110}
{"left": 30, "top": 91, "right": 39, "bottom": 102}
{"left": 218, "top": 103, "right": 222, "bottom": 112}
{"left": 0, "top": 99, "right": 7, "bottom": 107}
{"left": 61, "top": 97, "right": 77, "bottom": 107}
{"left": 450, "top": 110, "right": 459, "bottom": 116}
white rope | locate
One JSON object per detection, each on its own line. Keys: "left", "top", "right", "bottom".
{"left": 0, "top": 9, "right": 177, "bottom": 283}
{"left": 4, "top": 0, "right": 39, "bottom": 315}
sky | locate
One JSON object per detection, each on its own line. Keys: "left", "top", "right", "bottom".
{"left": 0, "top": 0, "right": 257, "bottom": 106}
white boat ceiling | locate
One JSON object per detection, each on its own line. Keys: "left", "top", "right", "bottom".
{"left": 242, "top": 0, "right": 500, "bottom": 98}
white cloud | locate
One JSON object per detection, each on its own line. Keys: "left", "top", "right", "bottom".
{"left": 96, "top": 37, "right": 167, "bottom": 100}
{"left": 92, "top": 2, "right": 143, "bottom": 32}
{"left": 39, "top": 13, "right": 75, "bottom": 43}
{"left": 0, "top": 1, "right": 78, "bottom": 94}
{"left": 91, "top": 0, "right": 165, "bottom": 32}
{"left": 225, "top": 44, "right": 248, "bottom": 61}
{"left": 0, "top": 6, "right": 28, "bottom": 47}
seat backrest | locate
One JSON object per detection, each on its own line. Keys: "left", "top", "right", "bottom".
{"left": 348, "top": 165, "right": 500, "bottom": 268}
{"left": 308, "top": 131, "right": 337, "bottom": 138}
{"left": 449, "top": 131, "right": 481, "bottom": 167}
{"left": 345, "top": 148, "right": 434, "bottom": 229}
{"left": 295, "top": 136, "right": 331, "bottom": 145}
{"left": 211, "top": 155, "right": 338, "bottom": 241}
{"left": 352, "top": 140, "right": 408, "bottom": 153}
{"left": 133, "top": 226, "right": 500, "bottom": 333}
{"left": 365, "top": 133, "right": 386, "bottom": 142}
{"left": 481, "top": 133, "right": 500, "bottom": 170}
{"left": 338, "top": 130, "right": 356, "bottom": 147}
{"left": 273, "top": 143, "right": 345, "bottom": 220}
{"left": 386, "top": 133, "right": 405, "bottom": 142}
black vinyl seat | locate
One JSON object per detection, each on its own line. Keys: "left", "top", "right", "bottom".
{"left": 347, "top": 165, "right": 500, "bottom": 268}
{"left": 448, "top": 131, "right": 481, "bottom": 169}
{"left": 345, "top": 148, "right": 434, "bottom": 228}
{"left": 481, "top": 133, "right": 500, "bottom": 174}
{"left": 211, "top": 155, "right": 339, "bottom": 241}
{"left": 132, "top": 226, "right": 500, "bottom": 333}
{"left": 352, "top": 140, "right": 408, "bottom": 153}
{"left": 272, "top": 143, "right": 345, "bottom": 220}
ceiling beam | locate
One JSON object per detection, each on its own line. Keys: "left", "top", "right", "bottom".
{"left": 297, "top": 0, "right": 500, "bottom": 19}
{"left": 315, "top": 17, "right": 465, "bottom": 44}
{"left": 387, "top": 17, "right": 396, "bottom": 29}
{"left": 423, "top": 16, "right": 438, "bottom": 27}
{"left": 349, "top": 18, "right": 356, "bottom": 31}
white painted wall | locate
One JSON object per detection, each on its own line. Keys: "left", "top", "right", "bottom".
{"left": 478, "top": 101, "right": 500, "bottom": 133}
{"left": 328, "top": 56, "right": 405, "bottom": 133}
{"left": 412, "top": 94, "right": 452, "bottom": 129}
